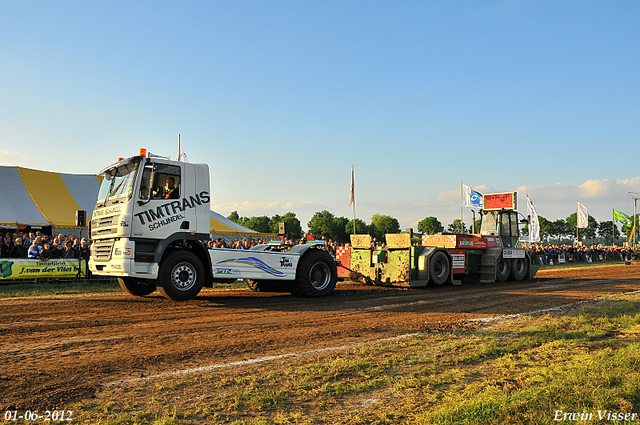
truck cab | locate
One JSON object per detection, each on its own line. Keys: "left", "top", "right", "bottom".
{"left": 89, "top": 154, "right": 210, "bottom": 282}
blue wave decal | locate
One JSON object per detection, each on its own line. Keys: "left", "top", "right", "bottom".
{"left": 217, "top": 257, "right": 285, "bottom": 277}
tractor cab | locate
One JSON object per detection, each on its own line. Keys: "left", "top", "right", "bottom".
{"left": 477, "top": 192, "right": 523, "bottom": 248}
{"left": 479, "top": 209, "right": 520, "bottom": 248}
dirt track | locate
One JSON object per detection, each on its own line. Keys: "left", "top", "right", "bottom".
{"left": 2, "top": 264, "right": 640, "bottom": 410}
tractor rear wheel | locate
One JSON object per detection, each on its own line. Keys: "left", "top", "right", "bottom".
{"left": 496, "top": 256, "right": 511, "bottom": 282}
{"left": 509, "top": 257, "right": 528, "bottom": 281}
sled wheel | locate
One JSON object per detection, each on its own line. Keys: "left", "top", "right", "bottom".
{"left": 429, "top": 251, "right": 450, "bottom": 285}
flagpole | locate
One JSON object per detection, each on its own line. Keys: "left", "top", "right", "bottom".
{"left": 350, "top": 165, "right": 356, "bottom": 235}
{"left": 576, "top": 202, "right": 579, "bottom": 243}
{"left": 460, "top": 181, "right": 463, "bottom": 231}
{"left": 613, "top": 209, "right": 615, "bottom": 245}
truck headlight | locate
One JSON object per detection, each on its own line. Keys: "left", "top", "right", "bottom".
{"left": 114, "top": 248, "right": 132, "bottom": 257}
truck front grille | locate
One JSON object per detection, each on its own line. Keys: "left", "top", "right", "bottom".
{"left": 92, "top": 240, "right": 115, "bottom": 262}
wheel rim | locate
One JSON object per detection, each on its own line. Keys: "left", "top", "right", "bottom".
{"left": 434, "top": 259, "right": 446, "bottom": 278}
{"left": 170, "top": 261, "right": 197, "bottom": 291}
{"left": 308, "top": 262, "right": 331, "bottom": 291}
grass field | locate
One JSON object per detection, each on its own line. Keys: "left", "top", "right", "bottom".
{"left": 69, "top": 292, "right": 640, "bottom": 424}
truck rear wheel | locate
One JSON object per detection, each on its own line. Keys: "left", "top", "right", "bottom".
{"left": 429, "top": 251, "right": 449, "bottom": 285}
{"left": 118, "top": 277, "right": 156, "bottom": 297}
{"left": 496, "top": 256, "right": 511, "bottom": 282}
{"left": 157, "top": 251, "right": 204, "bottom": 301}
{"left": 291, "top": 249, "right": 337, "bottom": 297}
{"left": 510, "top": 257, "right": 528, "bottom": 281}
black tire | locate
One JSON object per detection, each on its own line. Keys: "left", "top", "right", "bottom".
{"left": 429, "top": 251, "right": 450, "bottom": 285}
{"left": 496, "top": 256, "right": 511, "bottom": 282}
{"left": 118, "top": 277, "right": 156, "bottom": 297}
{"left": 157, "top": 251, "right": 204, "bottom": 301}
{"left": 509, "top": 257, "right": 529, "bottom": 281}
{"left": 292, "top": 249, "right": 337, "bottom": 297}
{"left": 246, "top": 279, "right": 287, "bottom": 292}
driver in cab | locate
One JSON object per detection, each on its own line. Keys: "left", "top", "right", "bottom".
{"left": 153, "top": 177, "right": 180, "bottom": 199}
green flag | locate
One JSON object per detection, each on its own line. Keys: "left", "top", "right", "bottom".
{"left": 613, "top": 209, "right": 631, "bottom": 224}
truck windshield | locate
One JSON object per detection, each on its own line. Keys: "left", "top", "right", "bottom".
{"left": 479, "top": 211, "right": 500, "bottom": 235}
{"left": 96, "top": 159, "right": 141, "bottom": 206}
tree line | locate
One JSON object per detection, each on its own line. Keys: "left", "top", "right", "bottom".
{"left": 228, "top": 210, "right": 640, "bottom": 244}
{"left": 227, "top": 210, "right": 402, "bottom": 243}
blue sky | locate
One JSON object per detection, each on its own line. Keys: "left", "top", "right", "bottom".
{"left": 1, "top": 1, "right": 639, "bottom": 231}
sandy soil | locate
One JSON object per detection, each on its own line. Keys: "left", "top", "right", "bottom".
{"left": 1, "top": 263, "right": 639, "bottom": 410}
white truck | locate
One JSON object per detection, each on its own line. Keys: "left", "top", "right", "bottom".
{"left": 88, "top": 150, "right": 337, "bottom": 301}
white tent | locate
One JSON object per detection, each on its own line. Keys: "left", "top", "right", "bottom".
{"left": 0, "top": 166, "right": 101, "bottom": 230}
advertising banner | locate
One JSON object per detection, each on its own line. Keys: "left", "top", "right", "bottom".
{"left": 0, "top": 258, "right": 86, "bottom": 280}
{"left": 577, "top": 202, "right": 588, "bottom": 229}
{"left": 483, "top": 192, "right": 517, "bottom": 211}
{"left": 526, "top": 195, "right": 541, "bottom": 243}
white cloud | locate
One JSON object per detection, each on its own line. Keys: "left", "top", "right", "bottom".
{"left": 214, "top": 177, "right": 640, "bottom": 231}
{"left": 0, "top": 151, "right": 27, "bottom": 166}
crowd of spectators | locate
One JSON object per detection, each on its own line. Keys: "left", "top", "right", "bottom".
{"left": 207, "top": 236, "right": 341, "bottom": 255}
{"left": 0, "top": 230, "right": 91, "bottom": 261}
{"left": 525, "top": 243, "right": 640, "bottom": 264}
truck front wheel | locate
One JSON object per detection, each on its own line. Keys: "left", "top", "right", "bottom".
{"left": 118, "top": 277, "right": 156, "bottom": 297}
{"left": 158, "top": 251, "right": 204, "bottom": 301}
{"left": 292, "top": 249, "right": 337, "bottom": 297}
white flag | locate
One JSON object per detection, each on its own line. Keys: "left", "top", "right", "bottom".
{"left": 526, "top": 194, "right": 540, "bottom": 243}
{"left": 177, "top": 138, "right": 189, "bottom": 163}
{"left": 577, "top": 202, "right": 588, "bottom": 229}
{"left": 462, "top": 183, "right": 483, "bottom": 208}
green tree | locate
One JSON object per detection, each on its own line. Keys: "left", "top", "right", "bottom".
{"left": 566, "top": 213, "right": 598, "bottom": 240}
{"left": 417, "top": 216, "right": 443, "bottom": 235}
{"left": 227, "top": 211, "right": 240, "bottom": 223}
{"left": 307, "top": 210, "right": 336, "bottom": 238}
{"left": 243, "top": 216, "right": 271, "bottom": 233}
{"left": 346, "top": 218, "right": 369, "bottom": 235}
{"left": 370, "top": 214, "right": 400, "bottom": 240}
{"left": 538, "top": 216, "right": 553, "bottom": 241}
{"left": 521, "top": 215, "right": 552, "bottom": 241}
{"left": 446, "top": 219, "right": 467, "bottom": 234}
{"left": 270, "top": 212, "right": 302, "bottom": 239}
{"left": 332, "top": 216, "right": 350, "bottom": 243}
{"left": 549, "top": 219, "right": 571, "bottom": 240}
{"left": 597, "top": 220, "right": 620, "bottom": 242}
